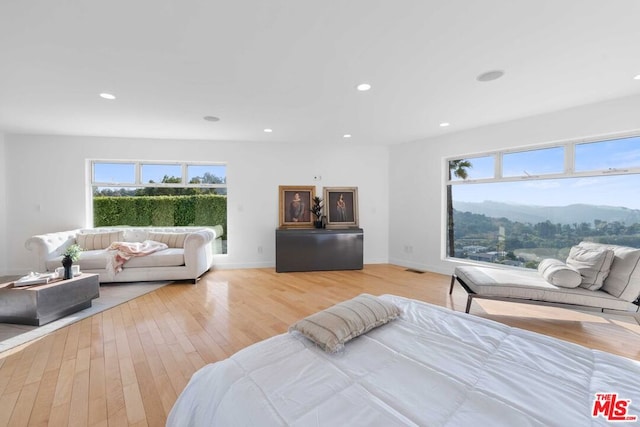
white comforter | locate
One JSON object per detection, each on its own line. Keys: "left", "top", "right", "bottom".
{"left": 167, "top": 295, "right": 640, "bottom": 426}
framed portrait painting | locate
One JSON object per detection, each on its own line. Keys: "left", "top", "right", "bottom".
{"left": 279, "top": 185, "right": 315, "bottom": 228}
{"left": 324, "top": 187, "right": 358, "bottom": 228}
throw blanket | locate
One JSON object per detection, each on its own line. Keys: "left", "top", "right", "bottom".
{"left": 107, "top": 240, "right": 168, "bottom": 274}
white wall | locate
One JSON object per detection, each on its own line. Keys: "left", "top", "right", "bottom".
{"left": 0, "top": 133, "right": 6, "bottom": 274}
{"left": 389, "top": 94, "right": 640, "bottom": 275}
{"left": 4, "top": 135, "right": 389, "bottom": 274}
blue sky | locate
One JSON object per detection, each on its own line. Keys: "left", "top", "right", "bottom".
{"left": 454, "top": 174, "right": 640, "bottom": 209}
{"left": 94, "top": 163, "right": 227, "bottom": 184}
{"left": 452, "top": 137, "right": 640, "bottom": 209}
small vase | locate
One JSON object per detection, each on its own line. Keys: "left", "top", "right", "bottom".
{"left": 314, "top": 220, "right": 323, "bottom": 229}
{"left": 62, "top": 256, "right": 73, "bottom": 280}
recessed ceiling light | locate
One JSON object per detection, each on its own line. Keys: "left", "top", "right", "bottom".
{"left": 203, "top": 116, "right": 220, "bottom": 122}
{"left": 99, "top": 93, "right": 116, "bottom": 100}
{"left": 634, "top": 74, "right": 640, "bottom": 80}
{"left": 439, "top": 122, "right": 450, "bottom": 127}
{"left": 264, "top": 128, "right": 273, "bottom": 133}
{"left": 343, "top": 134, "right": 352, "bottom": 138}
{"left": 476, "top": 70, "right": 505, "bottom": 82}
{"left": 356, "top": 83, "right": 371, "bottom": 91}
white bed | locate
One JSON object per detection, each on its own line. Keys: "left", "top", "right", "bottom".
{"left": 167, "top": 295, "right": 640, "bottom": 426}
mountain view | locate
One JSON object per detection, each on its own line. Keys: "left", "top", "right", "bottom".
{"left": 454, "top": 201, "right": 640, "bottom": 226}
{"left": 452, "top": 201, "right": 640, "bottom": 268}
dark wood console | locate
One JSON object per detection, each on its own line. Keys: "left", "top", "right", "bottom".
{"left": 275, "top": 228, "right": 364, "bottom": 272}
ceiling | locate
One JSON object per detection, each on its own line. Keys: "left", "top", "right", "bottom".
{"left": 1, "top": 0, "right": 639, "bottom": 146}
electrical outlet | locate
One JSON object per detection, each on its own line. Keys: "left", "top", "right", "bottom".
{"left": 257, "top": 246, "right": 263, "bottom": 254}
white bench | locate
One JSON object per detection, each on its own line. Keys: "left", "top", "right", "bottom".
{"left": 450, "top": 241, "right": 640, "bottom": 319}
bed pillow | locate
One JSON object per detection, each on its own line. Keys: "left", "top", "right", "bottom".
{"left": 537, "top": 258, "right": 582, "bottom": 288}
{"left": 148, "top": 232, "right": 189, "bottom": 248}
{"left": 77, "top": 231, "right": 124, "bottom": 250}
{"left": 289, "top": 294, "right": 401, "bottom": 353}
{"left": 566, "top": 245, "right": 615, "bottom": 291}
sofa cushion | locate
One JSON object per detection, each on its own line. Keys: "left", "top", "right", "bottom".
{"left": 537, "top": 258, "right": 582, "bottom": 288}
{"left": 122, "top": 229, "right": 149, "bottom": 242}
{"left": 46, "top": 248, "right": 185, "bottom": 271}
{"left": 77, "top": 231, "right": 124, "bottom": 250}
{"left": 566, "top": 246, "right": 614, "bottom": 291}
{"left": 148, "top": 232, "right": 188, "bottom": 248}
{"left": 123, "top": 248, "right": 185, "bottom": 268}
{"left": 577, "top": 241, "right": 640, "bottom": 301}
{"left": 77, "top": 249, "right": 114, "bottom": 270}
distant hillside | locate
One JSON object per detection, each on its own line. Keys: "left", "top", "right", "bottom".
{"left": 454, "top": 201, "right": 640, "bottom": 225}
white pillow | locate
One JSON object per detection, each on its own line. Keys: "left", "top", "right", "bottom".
{"left": 148, "top": 232, "right": 188, "bottom": 248}
{"left": 537, "top": 258, "right": 582, "bottom": 288}
{"left": 77, "top": 231, "right": 124, "bottom": 250}
{"left": 566, "top": 246, "right": 615, "bottom": 291}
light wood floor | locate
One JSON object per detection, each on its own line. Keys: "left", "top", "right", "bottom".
{"left": 1, "top": 264, "right": 639, "bottom": 426}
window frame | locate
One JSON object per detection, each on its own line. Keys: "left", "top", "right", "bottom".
{"left": 444, "top": 132, "right": 640, "bottom": 262}
{"left": 446, "top": 133, "right": 640, "bottom": 187}
{"left": 91, "top": 160, "right": 227, "bottom": 190}
{"left": 87, "top": 160, "right": 228, "bottom": 234}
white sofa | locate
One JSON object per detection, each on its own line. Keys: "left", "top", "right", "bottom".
{"left": 450, "top": 241, "right": 640, "bottom": 317}
{"left": 25, "top": 226, "right": 223, "bottom": 283}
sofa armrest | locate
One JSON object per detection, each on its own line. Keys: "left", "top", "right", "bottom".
{"left": 25, "top": 229, "right": 80, "bottom": 272}
{"left": 183, "top": 226, "right": 223, "bottom": 248}
{"left": 183, "top": 226, "right": 223, "bottom": 276}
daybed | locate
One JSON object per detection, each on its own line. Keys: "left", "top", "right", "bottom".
{"left": 450, "top": 241, "right": 640, "bottom": 316}
{"left": 25, "top": 226, "right": 223, "bottom": 283}
{"left": 167, "top": 294, "right": 640, "bottom": 426}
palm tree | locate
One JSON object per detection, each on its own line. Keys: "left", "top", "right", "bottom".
{"left": 447, "top": 159, "right": 472, "bottom": 257}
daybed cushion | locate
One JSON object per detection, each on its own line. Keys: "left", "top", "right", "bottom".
{"left": 289, "top": 294, "right": 401, "bottom": 353}
{"left": 578, "top": 241, "right": 640, "bottom": 302}
{"left": 537, "top": 258, "right": 581, "bottom": 288}
{"left": 454, "top": 266, "right": 635, "bottom": 311}
{"left": 77, "top": 231, "right": 124, "bottom": 250}
{"left": 566, "top": 245, "right": 615, "bottom": 291}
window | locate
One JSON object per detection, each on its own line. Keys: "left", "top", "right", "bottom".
{"left": 94, "top": 162, "right": 135, "bottom": 184}
{"left": 450, "top": 155, "right": 495, "bottom": 181}
{"left": 575, "top": 135, "right": 640, "bottom": 172}
{"left": 446, "top": 136, "right": 640, "bottom": 268}
{"left": 91, "top": 161, "right": 227, "bottom": 254}
{"left": 502, "top": 146, "right": 564, "bottom": 178}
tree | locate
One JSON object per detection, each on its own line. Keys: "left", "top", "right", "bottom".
{"left": 447, "top": 159, "right": 472, "bottom": 257}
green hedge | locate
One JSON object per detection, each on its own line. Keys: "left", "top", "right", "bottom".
{"left": 93, "top": 195, "right": 227, "bottom": 236}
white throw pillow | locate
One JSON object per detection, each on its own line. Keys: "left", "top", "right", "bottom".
{"left": 77, "top": 231, "right": 124, "bottom": 250}
{"left": 566, "top": 246, "right": 615, "bottom": 291}
{"left": 537, "top": 258, "right": 582, "bottom": 288}
{"left": 148, "top": 232, "right": 188, "bottom": 248}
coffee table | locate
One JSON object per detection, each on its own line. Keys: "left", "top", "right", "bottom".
{"left": 0, "top": 273, "right": 100, "bottom": 326}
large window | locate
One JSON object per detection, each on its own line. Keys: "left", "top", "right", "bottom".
{"left": 91, "top": 161, "right": 227, "bottom": 254}
{"left": 446, "top": 135, "right": 640, "bottom": 268}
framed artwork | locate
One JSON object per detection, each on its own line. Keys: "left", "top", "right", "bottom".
{"left": 324, "top": 187, "right": 358, "bottom": 228}
{"left": 279, "top": 185, "right": 315, "bottom": 228}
